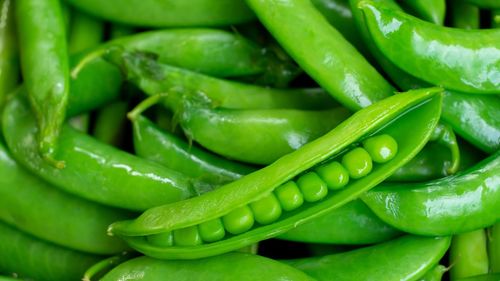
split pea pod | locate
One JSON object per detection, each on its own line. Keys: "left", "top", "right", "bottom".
{"left": 108, "top": 88, "right": 443, "bottom": 259}
{"left": 0, "top": 141, "right": 131, "bottom": 254}
{"left": 359, "top": 0, "right": 500, "bottom": 94}
{"left": 282, "top": 235, "right": 451, "bottom": 281}
{"left": 362, "top": 151, "right": 500, "bottom": 236}
{"left": 0, "top": 221, "right": 100, "bottom": 281}
{"left": 15, "top": 0, "right": 69, "bottom": 164}
{"left": 0, "top": 0, "right": 18, "bottom": 107}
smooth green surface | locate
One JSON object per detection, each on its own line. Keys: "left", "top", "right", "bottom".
{"left": 418, "top": 265, "right": 447, "bottom": 281}
{"left": 297, "top": 172, "right": 329, "bottom": 202}
{"left": 222, "top": 206, "right": 255, "bottom": 235}
{"left": 283, "top": 235, "right": 451, "bottom": 281}
{"left": 398, "top": 0, "right": 445, "bottom": 25}
{"left": 275, "top": 182, "right": 304, "bottom": 211}
{"left": 0, "top": 0, "right": 18, "bottom": 106}
{"left": 315, "top": 161, "right": 349, "bottom": 189}
{"left": 250, "top": 193, "right": 282, "bottom": 225}
{"left": 363, "top": 152, "right": 500, "bottom": 236}
{"left": 68, "top": 10, "right": 103, "bottom": 54}
{"left": 463, "top": 0, "right": 500, "bottom": 8}
{"left": 450, "top": 230, "right": 489, "bottom": 280}
{"left": 456, "top": 274, "right": 500, "bottom": 281}
{"left": 93, "top": 101, "right": 128, "bottom": 146}
{"left": 198, "top": 219, "right": 225, "bottom": 243}
{"left": 450, "top": 0, "right": 480, "bottom": 29}
{"left": 173, "top": 227, "right": 202, "bottom": 246}
{"left": 363, "top": 134, "right": 398, "bottom": 163}
{"left": 489, "top": 223, "right": 500, "bottom": 272}
{"left": 341, "top": 147, "right": 373, "bottom": 179}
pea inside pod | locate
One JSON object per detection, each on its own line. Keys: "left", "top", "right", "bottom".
{"left": 108, "top": 87, "right": 443, "bottom": 259}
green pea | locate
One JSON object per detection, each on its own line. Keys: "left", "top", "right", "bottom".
{"left": 315, "top": 161, "right": 349, "bottom": 190}
{"left": 363, "top": 134, "right": 398, "bottom": 163}
{"left": 250, "top": 193, "right": 282, "bottom": 225}
{"left": 147, "top": 232, "right": 173, "bottom": 247}
{"left": 341, "top": 147, "right": 373, "bottom": 179}
{"left": 222, "top": 206, "right": 254, "bottom": 235}
{"left": 173, "top": 226, "right": 202, "bottom": 246}
{"left": 296, "top": 172, "right": 328, "bottom": 202}
{"left": 274, "top": 181, "right": 304, "bottom": 211}
{"left": 198, "top": 218, "right": 225, "bottom": 243}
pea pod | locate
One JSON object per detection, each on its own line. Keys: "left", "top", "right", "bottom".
{"left": 68, "top": 10, "right": 104, "bottom": 54}
{"left": 398, "top": 0, "right": 446, "bottom": 25}
{"left": 101, "top": 253, "right": 314, "bottom": 281}
{"left": 2, "top": 89, "right": 206, "bottom": 211}
{"left": 92, "top": 101, "right": 128, "bottom": 146}
{"left": 15, "top": 0, "right": 69, "bottom": 164}
{"left": 278, "top": 199, "right": 401, "bottom": 244}
{"left": 282, "top": 235, "right": 451, "bottom": 281}
{"left": 362, "top": 151, "right": 500, "bottom": 236}
{"left": 450, "top": 0, "right": 480, "bottom": 29}
{"left": 359, "top": 0, "right": 500, "bottom": 94}
{"left": 456, "top": 274, "right": 500, "bottom": 281}
{"left": 0, "top": 221, "right": 100, "bottom": 281}
{"left": 463, "top": 0, "right": 500, "bottom": 8}
{"left": 419, "top": 265, "right": 447, "bottom": 281}
{"left": 450, "top": 229, "right": 490, "bottom": 280}
{"left": 489, "top": 223, "right": 500, "bottom": 272}
{"left": 0, "top": 0, "right": 18, "bottom": 107}
{"left": 108, "top": 87, "right": 443, "bottom": 259}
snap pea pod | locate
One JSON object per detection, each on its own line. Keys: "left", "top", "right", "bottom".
{"left": 68, "top": 10, "right": 104, "bottom": 54}
{"left": 0, "top": 0, "right": 18, "bottom": 107}
{"left": 0, "top": 221, "right": 100, "bottom": 281}
{"left": 359, "top": 1, "right": 500, "bottom": 94}
{"left": 0, "top": 141, "right": 130, "bottom": 254}
{"left": 282, "top": 235, "right": 451, "bottom": 281}
{"left": 450, "top": 0, "right": 480, "bottom": 29}
{"left": 106, "top": 50, "right": 335, "bottom": 110}
{"left": 2, "top": 90, "right": 207, "bottom": 211}
{"left": 398, "top": 0, "right": 445, "bottom": 25}
{"left": 450, "top": 229, "right": 490, "bottom": 281}
{"left": 464, "top": 0, "right": 500, "bottom": 8}
{"left": 488, "top": 223, "right": 500, "bottom": 272}
{"left": 108, "top": 88, "right": 442, "bottom": 259}
{"left": 419, "top": 265, "right": 447, "bottom": 281}
{"left": 246, "top": 0, "right": 395, "bottom": 112}
{"left": 101, "top": 253, "right": 314, "bottom": 281}
{"left": 494, "top": 10, "right": 500, "bottom": 28}
{"left": 278, "top": 199, "right": 401, "bottom": 244}
{"left": 65, "top": 0, "right": 255, "bottom": 27}
{"left": 15, "top": 0, "right": 69, "bottom": 165}
{"left": 456, "top": 274, "right": 500, "bottom": 281}
{"left": 92, "top": 101, "right": 128, "bottom": 146}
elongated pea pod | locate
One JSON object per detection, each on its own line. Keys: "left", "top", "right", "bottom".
{"left": 398, "top": 0, "right": 446, "bottom": 25}
{"left": 359, "top": 1, "right": 500, "bottom": 94}
{"left": 450, "top": 0, "right": 480, "bottom": 29}
{"left": 0, "top": 0, "right": 18, "bottom": 108}
{"left": 283, "top": 235, "right": 451, "bottom": 281}
{"left": 83, "top": 252, "right": 135, "bottom": 281}
{"left": 463, "top": 0, "right": 500, "bottom": 8}
{"left": 101, "top": 254, "right": 314, "bottom": 281}
{"left": 362, "top": 151, "right": 500, "bottom": 236}
{"left": 246, "top": 0, "right": 395, "bottom": 112}
{"left": 108, "top": 88, "right": 443, "bottom": 259}
{"left": 0, "top": 141, "right": 131, "bottom": 254}
{"left": 15, "top": 0, "right": 69, "bottom": 165}
{"left": 93, "top": 101, "right": 128, "bottom": 146}
{"left": 0, "top": 221, "right": 100, "bottom": 281}
{"left": 450, "top": 229, "right": 490, "bottom": 281}
{"left": 488, "top": 223, "right": 500, "bottom": 273}
{"left": 2, "top": 90, "right": 208, "bottom": 211}
{"left": 456, "top": 274, "right": 500, "bottom": 281}
{"left": 278, "top": 199, "right": 401, "bottom": 244}
{"left": 419, "top": 265, "right": 447, "bottom": 281}
{"left": 106, "top": 50, "right": 335, "bottom": 110}
{"left": 68, "top": 10, "right": 104, "bottom": 54}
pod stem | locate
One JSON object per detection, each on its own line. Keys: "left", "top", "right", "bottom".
{"left": 127, "top": 94, "right": 169, "bottom": 121}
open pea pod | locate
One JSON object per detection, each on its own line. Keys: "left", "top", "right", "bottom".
{"left": 362, "top": 151, "right": 500, "bottom": 236}
{"left": 108, "top": 87, "right": 443, "bottom": 259}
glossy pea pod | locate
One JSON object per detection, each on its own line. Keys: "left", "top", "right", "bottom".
{"left": 282, "top": 235, "right": 451, "bottom": 281}
{"left": 0, "top": 0, "right": 18, "bottom": 108}
{"left": 362, "top": 151, "right": 500, "bottom": 236}
{"left": 0, "top": 221, "right": 100, "bottom": 281}
{"left": 450, "top": 229, "right": 490, "bottom": 281}
{"left": 101, "top": 253, "right": 314, "bottom": 281}
{"left": 359, "top": 0, "right": 500, "bottom": 94}
{"left": 108, "top": 88, "right": 443, "bottom": 259}
{"left": 2, "top": 90, "right": 209, "bottom": 211}
{"left": 15, "top": 0, "right": 69, "bottom": 165}
{"left": 397, "top": 0, "right": 446, "bottom": 25}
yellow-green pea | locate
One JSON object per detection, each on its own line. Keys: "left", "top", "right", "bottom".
{"left": 147, "top": 231, "right": 173, "bottom": 247}
{"left": 222, "top": 206, "right": 254, "bottom": 235}
{"left": 315, "top": 161, "right": 349, "bottom": 190}
{"left": 341, "top": 147, "right": 373, "bottom": 179}
{"left": 250, "top": 193, "right": 282, "bottom": 225}
{"left": 296, "top": 172, "right": 328, "bottom": 202}
{"left": 199, "top": 218, "right": 225, "bottom": 243}
{"left": 363, "top": 134, "right": 398, "bottom": 163}
{"left": 274, "top": 181, "right": 304, "bottom": 211}
{"left": 173, "top": 226, "right": 202, "bottom": 246}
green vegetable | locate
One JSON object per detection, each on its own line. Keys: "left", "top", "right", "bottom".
{"left": 450, "top": 229, "right": 489, "bottom": 280}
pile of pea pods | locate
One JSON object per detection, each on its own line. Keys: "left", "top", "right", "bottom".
{"left": 0, "top": 0, "right": 499, "bottom": 280}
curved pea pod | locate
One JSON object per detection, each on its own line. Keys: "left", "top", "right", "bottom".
{"left": 177, "top": 105, "right": 351, "bottom": 165}
{"left": 101, "top": 253, "right": 314, "bottom": 281}
{"left": 132, "top": 115, "right": 256, "bottom": 185}
{"left": 359, "top": 1, "right": 500, "bottom": 94}
{"left": 0, "top": 221, "right": 100, "bottom": 281}
{"left": 2, "top": 90, "right": 207, "bottom": 211}
{"left": 362, "top": 151, "right": 500, "bottom": 236}
{"left": 0, "top": 0, "right": 19, "bottom": 107}
{"left": 0, "top": 142, "right": 131, "bottom": 254}
{"left": 65, "top": 0, "right": 255, "bottom": 27}
{"left": 282, "top": 235, "right": 451, "bottom": 281}
{"left": 463, "top": 0, "right": 500, "bottom": 8}
{"left": 108, "top": 87, "right": 443, "bottom": 259}
{"left": 399, "top": 0, "right": 446, "bottom": 25}
{"left": 277, "top": 199, "right": 401, "bottom": 244}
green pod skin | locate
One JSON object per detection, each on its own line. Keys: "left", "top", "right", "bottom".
{"left": 398, "top": 0, "right": 446, "bottom": 25}
{"left": 132, "top": 115, "right": 256, "bottom": 185}
{"left": 65, "top": 0, "right": 255, "bottom": 27}
{"left": 0, "top": 141, "right": 131, "bottom": 254}
{"left": 245, "top": 0, "right": 395, "bottom": 112}
{"left": 0, "top": 221, "right": 100, "bottom": 281}
{"left": 2, "top": 91, "right": 205, "bottom": 211}
{"left": 68, "top": 10, "right": 104, "bottom": 55}
{"left": 277, "top": 199, "right": 401, "bottom": 244}
{"left": 15, "top": 0, "right": 69, "bottom": 163}
{"left": 464, "top": 0, "right": 500, "bottom": 8}
{"left": 488, "top": 223, "right": 500, "bottom": 273}
{"left": 359, "top": 1, "right": 500, "bottom": 94}
{"left": 108, "top": 88, "right": 443, "bottom": 259}
{"left": 0, "top": 276, "right": 18, "bottom": 281}
{"left": 93, "top": 101, "right": 128, "bottom": 146}
{"left": 362, "top": 151, "right": 500, "bottom": 236}
{"left": 456, "top": 274, "right": 500, "bottom": 281}
{"left": 109, "top": 24, "right": 135, "bottom": 39}
{"left": 450, "top": 229, "right": 490, "bottom": 280}
{"left": 283, "top": 235, "right": 451, "bottom": 281}
{"left": 450, "top": 0, "right": 480, "bottom": 29}
{"left": 419, "top": 265, "right": 447, "bottom": 281}
{"left": 0, "top": 0, "right": 19, "bottom": 107}
{"left": 101, "top": 254, "right": 314, "bottom": 281}
{"left": 107, "top": 50, "right": 335, "bottom": 111}
{"left": 493, "top": 10, "right": 500, "bottom": 28}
